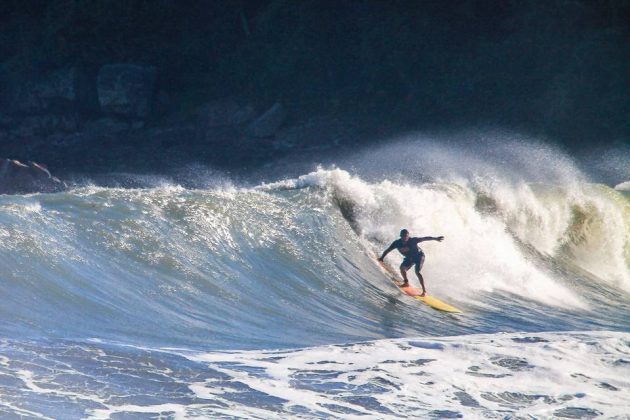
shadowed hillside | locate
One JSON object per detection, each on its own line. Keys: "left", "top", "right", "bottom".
{"left": 0, "top": 0, "right": 628, "bottom": 176}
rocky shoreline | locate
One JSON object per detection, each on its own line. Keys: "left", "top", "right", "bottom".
{"left": 0, "top": 63, "right": 378, "bottom": 193}
{"left": 0, "top": 158, "right": 66, "bottom": 194}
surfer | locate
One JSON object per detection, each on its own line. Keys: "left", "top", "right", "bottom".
{"left": 378, "top": 229, "right": 444, "bottom": 296}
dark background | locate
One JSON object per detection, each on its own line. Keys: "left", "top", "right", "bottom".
{"left": 0, "top": 0, "right": 628, "bottom": 175}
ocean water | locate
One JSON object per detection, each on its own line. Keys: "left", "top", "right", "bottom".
{"left": 1, "top": 135, "right": 629, "bottom": 418}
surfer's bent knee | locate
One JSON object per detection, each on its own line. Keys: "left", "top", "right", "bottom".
{"left": 416, "top": 254, "right": 425, "bottom": 272}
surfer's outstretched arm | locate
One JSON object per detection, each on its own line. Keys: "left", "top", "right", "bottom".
{"left": 417, "top": 236, "right": 444, "bottom": 242}
{"left": 378, "top": 242, "right": 397, "bottom": 261}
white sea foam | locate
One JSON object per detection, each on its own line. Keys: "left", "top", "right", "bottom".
{"left": 2, "top": 332, "right": 627, "bottom": 419}
{"left": 181, "top": 331, "right": 630, "bottom": 419}
{"left": 279, "top": 167, "right": 588, "bottom": 308}
{"left": 1, "top": 165, "right": 627, "bottom": 349}
{"left": 0, "top": 132, "right": 628, "bottom": 419}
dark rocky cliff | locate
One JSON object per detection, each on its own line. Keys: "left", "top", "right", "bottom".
{"left": 0, "top": 0, "right": 628, "bottom": 182}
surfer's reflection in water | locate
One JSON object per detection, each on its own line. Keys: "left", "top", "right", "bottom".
{"left": 378, "top": 229, "right": 444, "bottom": 296}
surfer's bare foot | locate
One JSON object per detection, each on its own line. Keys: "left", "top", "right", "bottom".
{"left": 401, "top": 282, "right": 409, "bottom": 287}
{"left": 420, "top": 292, "right": 426, "bottom": 297}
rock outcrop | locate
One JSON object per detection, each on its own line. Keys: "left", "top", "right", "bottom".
{"left": 83, "top": 118, "right": 131, "bottom": 134}
{"left": 247, "top": 102, "right": 286, "bottom": 138}
{"left": 12, "top": 114, "right": 79, "bottom": 137}
{"left": 274, "top": 116, "right": 354, "bottom": 151}
{"left": 196, "top": 98, "right": 255, "bottom": 128}
{"left": 0, "top": 159, "right": 66, "bottom": 194}
{"left": 7, "top": 67, "right": 93, "bottom": 115}
{"left": 97, "top": 64, "right": 157, "bottom": 118}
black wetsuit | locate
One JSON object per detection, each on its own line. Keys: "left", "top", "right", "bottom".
{"left": 381, "top": 237, "right": 426, "bottom": 270}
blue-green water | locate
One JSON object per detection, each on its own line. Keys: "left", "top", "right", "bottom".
{"left": 1, "top": 137, "right": 628, "bottom": 418}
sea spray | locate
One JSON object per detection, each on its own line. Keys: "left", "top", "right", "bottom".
{"left": 0, "top": 135, "right": 629, "bottom": 418}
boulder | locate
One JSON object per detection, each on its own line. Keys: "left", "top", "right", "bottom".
{"left": 247, "top": 102, "right": 286, "bottom": 138}
{"left": 12, "top": 114, "right": 79, "bottom": 137}
{"left": 148, "top": 124, "right": 198, "bottom": 147}
{"left": 274, "top": 116, "right": 354, "bottom": 151}
{"left": 84, "top": 118, "right": 130, "bottom": 134}
{"left": 0, "top": 158, "right": 66, "bottom": 194}
{"left": 7, "top": 67, "right": 92, "bottom": 114}
{"left": 196, "top": 98, "right": 256, "bottom": 128}
{"left": 97, "top": 64, "right": 157, "bottom": 118}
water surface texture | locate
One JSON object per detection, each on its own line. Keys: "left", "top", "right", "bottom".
{"left": 1, "top": 137, "right": 629, "bottom": 418}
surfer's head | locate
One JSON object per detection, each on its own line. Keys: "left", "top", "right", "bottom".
{"left": 400, "top": 229, "right": 409, "bottom": 240}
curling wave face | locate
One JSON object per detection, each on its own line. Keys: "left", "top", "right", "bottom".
{"left": 1, "top": 166, "right": 629, "bottom": 349}
{"left": 0, "top": 134, "right": 629, "bottom": 418}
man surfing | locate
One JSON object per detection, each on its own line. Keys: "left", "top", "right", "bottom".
{"left": 378, "top": 229, "right": 444, "bottom": 296}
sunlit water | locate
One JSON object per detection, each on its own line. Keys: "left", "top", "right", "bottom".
{"left": 1, "top": 134, "right": 628, "bottom": 418}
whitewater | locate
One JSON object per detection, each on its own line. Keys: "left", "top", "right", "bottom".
{"left": 1, "top": 134, "right": 629, "bottom": 418}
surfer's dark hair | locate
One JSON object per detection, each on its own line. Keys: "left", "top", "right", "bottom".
{"left": 400, "top": 229, "right": 409, "bottom": 237}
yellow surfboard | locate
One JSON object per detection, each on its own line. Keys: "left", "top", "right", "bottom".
{"left": 399, "top": 285, "right": 462, "bottom": 313}
{"left": 376, "top": 258, "right": 462, "bottom": 314}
